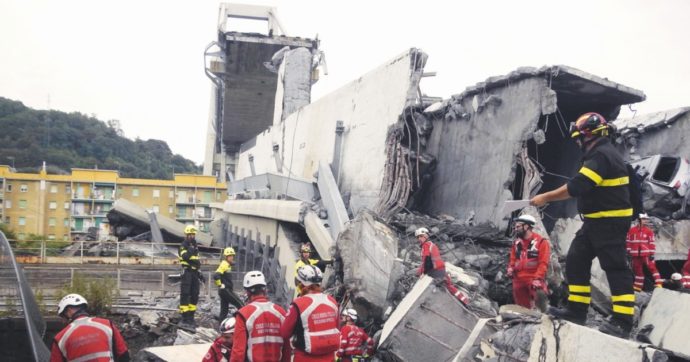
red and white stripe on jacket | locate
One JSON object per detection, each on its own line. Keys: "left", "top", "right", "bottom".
{"left": 626, "top": 225, "right": 656, "bottom": 257}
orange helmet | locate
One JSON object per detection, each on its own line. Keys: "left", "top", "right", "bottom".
{"left": 570, "top": 112, "right": 609, "bottom": 138}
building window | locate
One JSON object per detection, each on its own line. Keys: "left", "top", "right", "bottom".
{"left": 216, "top": 191, "right": 222, "bottom": 200}
{"left": 153, "top": 189, "right": 160, "bottom": 198}
{"left": 19, "top": 217, "right": 26, "bottom": 226}
{"left": 19, "top": 200, "right": 27, "bottom": 209}
{"left": 169, "top": 190, "right": 174, "bottom": 198}
{"left": 63, "top": 234, "right": 69, "bottom": 241}
{"left": 132, "top": 188, "right": 140, "bottom": 197}
{"left": 4, "top": 216, "right": 10, "bottom": 224}
{"left": 5, "top": 200, "right": 11, "bottom": 209}
{"left": 48, "top": 218, "right": 56, "bottom": 226}
{"left": 50, "top": 184, "right": 58, "bottom": 193}
{"left": 152, "top": 205, "right": 160, "bottom": 213}
{"left": 64, "top": 218, "right": 69, "bottom": 227}
{"left": 64, "top": 202, "right": 70, "bottom": 209}
{"left": 66, "top": 185, "right": 72, "bottom": 194}
{"left": 6, "top": 184, "right": 12, "bottom": 192}
{"left": 20, "top": 184, "right": 28, "bottom": 192}
{"left": 48, "top": 234, "right": 56, "bottom": 240}
{"left": 49, "top": 201, "right": 57, "bottom": 210}
{"left": 168, "top": 206, "right": 174, "bottom": 214}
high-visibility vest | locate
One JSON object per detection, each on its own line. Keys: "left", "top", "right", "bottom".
{"left": 292, "top": 293, "right": 340, "bottom": 355}
{"left": 420, "top": 241, "right": 445, "bottom": 274}
{"left": 337, "top": 324, "right": 373, "bottom": 357}
{"left": 511, "top": 234, "right": 548, "bottom": 275}
{"left": 238, "top": 300, "right": 286, "bottom": 361}
{"left": 55, "top": 316, "right": 115, "bottom": 362}
{"left": 626, "top": 225, "right": 656, "bottom": 257}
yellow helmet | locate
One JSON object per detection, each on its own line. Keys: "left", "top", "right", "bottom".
{"left": 223, "top": 247, "right": 236, "bottom": 256}
{"left": 300, "top": 244, "right": 312, "bottom": 253}
{"left": 184, "top": 225, "right": 198, "bottom": 235}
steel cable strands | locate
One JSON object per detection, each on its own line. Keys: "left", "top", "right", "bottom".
{"left": 0, "top": 231, "right": 51, "bottom": 361}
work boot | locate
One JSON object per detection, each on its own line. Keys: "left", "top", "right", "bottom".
{"left": 547, "top": 306, "right": 586, "bottom": 325}
{"left": 598, "top": 318, "right": 632, "bottom": 339}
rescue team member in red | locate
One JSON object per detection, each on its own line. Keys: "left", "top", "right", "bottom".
{"left": 336, "top": 309, "right": 374, "bottom": 362}
{"left": 231, "top": 270, "right": 290, "bottom": 362}
{"left": 531, "top": 112, "right": 635, "bottom": 338}
{"left": 203, "top": 317, "right": 236, "bottom": 362}
{"left": 626, "top": 213, "right": 663, "bottom": 290}
{"left": 50, "top": 293, "right": 129, "bottom": 362}
{"left": 682, "top": 247, "right": 690, "bottom": 288}
{"left": 507, "top": 215, "right": 550, "bottom": 310}
{"left": 280, "top": 265, "right": 340, "bottom": 362}
{"left": 415, "top": 227, "right": 470, "bottom": 305}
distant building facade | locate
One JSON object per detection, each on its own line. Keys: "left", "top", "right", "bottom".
{"left": 0, "top": 165, "right": 226, "bottom": 241}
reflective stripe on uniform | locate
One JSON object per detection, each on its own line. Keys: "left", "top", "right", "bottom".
{"left": 611, "top": 294, "right": 635, "bottom": 303}
{"left": 583, "top": 208, "right": 633, "bottom": 218}
{"left": 71, "top": 351, "right": 114, "bottom": 362}
{"left": 579, "top": 167, "right": 603, "bottom": 185}
{"left": 612, "top": 305, "right": 635, "bottom": 315}
{"left": 299, "top": 294, "right": 339, "bottom": 354}
{"left": 568, "top": 294, "right": 591, "bottom": 304}
{"left": 58, "top": 317, "right": 114, "bottom": 360}
{"left": 568, "top": 285, "right": 591, "bottom": 293}
{"left": 599, "top": 176, "right": 629, "bottom": 187}
{"left": 244, "top": 301, "right": 285, "bottom": 362}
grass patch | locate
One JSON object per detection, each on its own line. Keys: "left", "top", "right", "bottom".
{"left": 57, "top": 272, "right": 117, "bottom": 315}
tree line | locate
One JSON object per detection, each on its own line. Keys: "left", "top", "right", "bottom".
{"left": 0, "top": 97, "right": 200, "bottom": 179}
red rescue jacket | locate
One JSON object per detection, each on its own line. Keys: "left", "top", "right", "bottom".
{"left": 231, "top": 296, "right": 289, "bottom": 362}
{"left": 336, "top": 324, "right": 374, "bottom": 359}
{"left": 50, "top": 315, "right": 128, "bottom": 362}
{"left": 281, "top": 293, "right": 340, "bottom": 357}
{"left": 204, "top": 337, "right": 231, "bottom": 362}
{"left": 626, "top": 225, "right": 656, "bottom": 257}
{"left": 509, "top": 232, "right": 550, "bottom": 280}
{"left": 419, "top": 240, "right": 445, "bottom": 275}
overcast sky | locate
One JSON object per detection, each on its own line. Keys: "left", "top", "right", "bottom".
{"left": 1, "top": 0, "right": 689, "bottom": 164}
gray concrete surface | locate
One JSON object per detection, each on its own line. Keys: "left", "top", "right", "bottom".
{"left": 638, "top": 287, "right": 690, "bottom": 356}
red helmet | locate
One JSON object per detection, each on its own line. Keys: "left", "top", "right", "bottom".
{"left": 570, "top": 112, "right": 609, "bottom": 138}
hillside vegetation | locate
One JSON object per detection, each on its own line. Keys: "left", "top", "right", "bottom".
{"left": 0, "top": 97, "right": 199, "bottom": 179}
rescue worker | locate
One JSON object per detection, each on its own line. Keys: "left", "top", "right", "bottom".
{"left": 179, "top": 225, "right": 204, "bottom": 331}
{"left": 507, "top": 215, "right": 550, "bottom": 310}
{"left": 531, "top": 112, "right": 635, "bottom": 338}
{"left": 336, "top": 308, "right": 374, "bottom": 362}
{"left": 626, "top": 213, "right": 663, "bottom": 291}
{"left": 294, "top": 243, "right": 332, "bottom": 296}
{"left": 50, "top": 293, "right": 129, "bottom": 362}
{"left": 203, "top": 317, "right": 236, "bottom": 362}
{"left": 662, "top": 273, "right": 689, "bottom": 292}
{"left": 281, "top": 265, "right": 340, "bottom": 362}
{"left": 415, "top": 227, "right": 470, "bottom": 305}
{"left": 231, "top": 270, "right": 290, "bottom": 362}
{"left": 214, "top": 247, "right": 243, "bottom": 321}
{"left": 682, "top": 247, "right": 690, "bottom": 288}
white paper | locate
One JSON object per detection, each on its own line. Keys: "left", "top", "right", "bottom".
{"left": 502, "top": 200, "right": 531, "bottom": 215}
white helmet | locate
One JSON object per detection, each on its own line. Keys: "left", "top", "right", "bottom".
{"left": 514, "top": 214, "right": 537, "bottom": 226}
{"left": 58, "top": 293, "right": 87, "bottom": 316}
{"left": 671, "top": 273, "right": 682, "bottom": 281}
{"left": 243, "top": 270, "right": 267, "bottom": 289}
{"left": 342, "top": 308, "right": 358, "bottom": 321}
{"left": 414, "top": 227, "right": 429, "bottom": 237}
{"left": 639, "top": 213, "right": 649, "bottom": 219}
{"left": 219, "top": 316, "right": 236, "bottom": 334}
{"left": 296, "top": 265, "right": 323, "bottom": 286}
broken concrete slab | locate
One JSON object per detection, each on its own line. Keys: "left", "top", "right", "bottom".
{"left": 638, "top": 287, "right": 690, "bottom": 357}
{"left": 528, "top": 316, "right": 666, "bottom": 362}
{"left": 377, "top": 276, "right": 479, "bottom": 361}
{"left": 139, "top": 343, "right": 212, "bottom": 362}
{"left": 337, "top": 211, "right": 398, "bottom": 319}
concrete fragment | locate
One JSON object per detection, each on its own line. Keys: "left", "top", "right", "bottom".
{"left": 638, "top": 288, "right": 690, "bottom": 356}
{"left": 337, "top": 211, "right": 398, "bottom": 318}
{"left": 378, "top": 276, "right": 479, "bottom": 361}
{"left": 528, "top": 316, "right": 666, "bottom": 361}
{"left": 140, "top": 343, "right": 212, "bottom": 362}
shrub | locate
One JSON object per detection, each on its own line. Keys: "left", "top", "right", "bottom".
{"left": 57, "top": 272, "right": 117, "bottom": 315}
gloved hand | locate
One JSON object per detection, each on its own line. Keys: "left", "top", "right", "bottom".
{"left": 506, "top": 267, "right": 514, "bottom": 278}
{"left": 531, "top": 279, "right": 544, "bottom": 290}
{"left": 220, "top": 284, "right": 226, "bottom": 289}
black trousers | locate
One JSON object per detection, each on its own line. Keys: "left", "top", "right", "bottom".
{"left": 566, "top": 218, "right": 635, "bottom": 325}
{"left": 180, "top": 269, "right": 200, "bottom": 313}
{"left": 218, "top": 288, "right": 243, "bottom": 320}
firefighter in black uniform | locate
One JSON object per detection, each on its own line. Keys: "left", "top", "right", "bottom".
{"left": 179, "top": 225, "right": 203, "bottom": 331}
{"left": 531, "top": 112, "right": 635, "bottom": 338}
{"left": 214, "top": 247, "right": 244, "bottom": 321}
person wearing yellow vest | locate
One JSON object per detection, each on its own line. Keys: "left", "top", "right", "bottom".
{"left": 214, "top": 247, "right": 244, "bottom": 321}
{"left": 294, "top": 243, "right": 332, "bottom": 296}
{"left": 178, "top": 225, "right": 204, "bottom": 331}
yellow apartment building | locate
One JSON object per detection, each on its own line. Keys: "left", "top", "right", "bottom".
{"left": 0, "top": 165, "right": 226, "bottom": 241}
